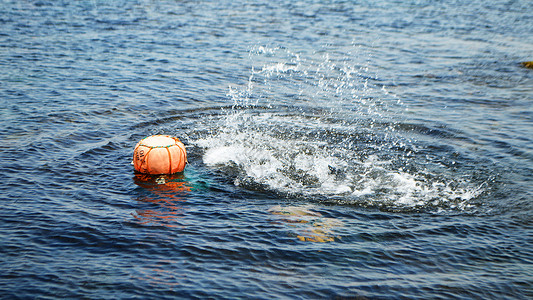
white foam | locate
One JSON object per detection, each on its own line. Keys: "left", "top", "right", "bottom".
{"left": 195, "top": 111, "right": 484, "bottom": 211}
{"left": 261, "top": 62, "right": 299, "bottom": 76}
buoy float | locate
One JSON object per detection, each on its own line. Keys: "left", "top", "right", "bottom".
{"left": 133, "top": 135, "right": 187, "bottom": 174}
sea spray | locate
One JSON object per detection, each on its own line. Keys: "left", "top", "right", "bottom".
{"left": 194, "top": 46, "right": 486, "bottom": 211}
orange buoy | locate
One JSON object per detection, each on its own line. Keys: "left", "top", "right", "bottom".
{"left": 133, "top": 135, "right": 187, "bottom": 174}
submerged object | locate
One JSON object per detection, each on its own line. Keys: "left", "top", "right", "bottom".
{"left": 268, "top": 205, "right": 343, "bottom": 243}
{"left": 133, "top": 135, "right": 187, "bottom": 174}
{"left": 522, "top": 61, "right": 533, "bottom": 69}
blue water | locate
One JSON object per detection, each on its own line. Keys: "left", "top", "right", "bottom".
{"left": 1, "top": 0, "right": 532, "bottom": 298}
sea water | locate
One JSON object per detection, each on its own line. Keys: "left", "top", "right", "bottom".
{"left": 1, "top": 0, "right": 532, "bottom": 298}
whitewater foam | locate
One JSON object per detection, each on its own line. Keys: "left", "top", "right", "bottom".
{"left": 194, "top": 111, "right": 483, "bottom": 211}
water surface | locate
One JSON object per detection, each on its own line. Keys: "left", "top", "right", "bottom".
{"left": 1, "top": 0, "right": 532, "bottom": 298}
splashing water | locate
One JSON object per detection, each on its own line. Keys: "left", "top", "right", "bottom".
{"left": 194, "top": 46, "right": 486, "bottom": 211}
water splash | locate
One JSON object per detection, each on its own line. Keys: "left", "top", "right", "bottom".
{"left": 195, "top": 46, "right": 486, "bottom": 211}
